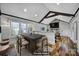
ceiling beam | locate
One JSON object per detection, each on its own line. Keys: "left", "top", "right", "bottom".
{"left": 49, "top": 11, "right": 74, "bottom": 17}
{"left": 39, "top": 11, "right": 74, "bottom": 23}
{"left": 45, "top": 14, "right": 58, "bottom": 18}
{"left": 1, "top": 12, "right": 48, "bottom": 25}
{"left": 74, "top": 8, "right": 79, "bottom": 16}
{"left": 39, "top": 11, "right": 51, "bottom": 23}
{"left": 2, "top": 12, "right": 38, "bottom": 23}
{"left": 69, "top": 8, "right": 79, "bottom": 22}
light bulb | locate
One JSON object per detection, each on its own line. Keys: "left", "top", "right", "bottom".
{"left": 35, "top": 14, "right": 38, "bottom": 17}
{"left": 24, "top": 9, "right": 27, "bottom": 12}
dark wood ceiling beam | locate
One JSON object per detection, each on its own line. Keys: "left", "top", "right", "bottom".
{"left": 39, "top": 11, "right": 74, "bottom": 23}
{"left": 39, "top": 11, "right": 51, "bottom": 23}
{"left": 49, "top": 11, "right": 74, "bottom": 16}
{"left": 45, "top": 14, "right": 58, "bottom": 18}
{"left": 1, "top": 12, "right": 49, "bottom": 25}
{"left": 1, "top": 12, "right": 38, "bottom": 23}
{"left": 74, "top": 8, "right": 79, "bottom": 16}
{"left": 69, "top": 8, "right": 79, "bottom": 22}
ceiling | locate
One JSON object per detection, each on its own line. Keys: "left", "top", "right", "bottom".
{"left": 1, "top": 3, "right": 49, "bottom": 22}
{"left": 0, "top": 3, "right": 79, "bottom": 24}
{"left": 44, "top": 3, "right": 79, "bottom": 14}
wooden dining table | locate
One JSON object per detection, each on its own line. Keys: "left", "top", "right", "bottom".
{"left": 22, "top": 33, "right": 44, "bottom": 52}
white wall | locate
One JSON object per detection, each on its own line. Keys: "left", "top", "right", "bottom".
{"left": 50, "top": 20, "right": 72, "bottom": 39}
{"left": 70, "top": 10, "right": 79, "bottom": 53}
{"left": 59, "top": 21, "right": 71, "bottom": 38}
{"left": 78, "top": 21, "right": 79, "bottom": 53}
{"left": 76, "top": 11, "right": 79, "bottom": 53}
{"left": 30, "top": 22, "right": 48, "bottom": 32}
{"left": 1, "top": 15, "right": 11, "bottom": 39}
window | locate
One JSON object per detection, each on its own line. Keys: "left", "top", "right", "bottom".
{"left": 21, "top": 23, "right": 27, "bottom": 33}
{"left": 11, "top": 22, "right": 19, "bottom": 36}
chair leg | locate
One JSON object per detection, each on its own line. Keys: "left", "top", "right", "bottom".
{"left": 20, "top": 45, "right": 21, "bottom": 56}
{"left": 20, "top": 39, "right": 22, "bottom": 56}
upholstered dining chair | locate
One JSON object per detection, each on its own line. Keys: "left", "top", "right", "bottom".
{"left": 0, "top": 44, "right": 10, "bottom": 56}
{"left": 17, "top": 35, "right": 29, "bottom": 56}
{"left": 34, "top": 36, "right": 48, "bottom": 55}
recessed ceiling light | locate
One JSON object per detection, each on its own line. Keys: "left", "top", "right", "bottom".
{"left": 35, "top": 14, "right": 38, "bottom": 17}
{"left": 24, "top": 9, "right": 27, "bottom": 12}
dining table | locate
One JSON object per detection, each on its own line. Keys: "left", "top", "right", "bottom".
{"left": 22, "top": 33, "right": 44, "bottom": 52}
